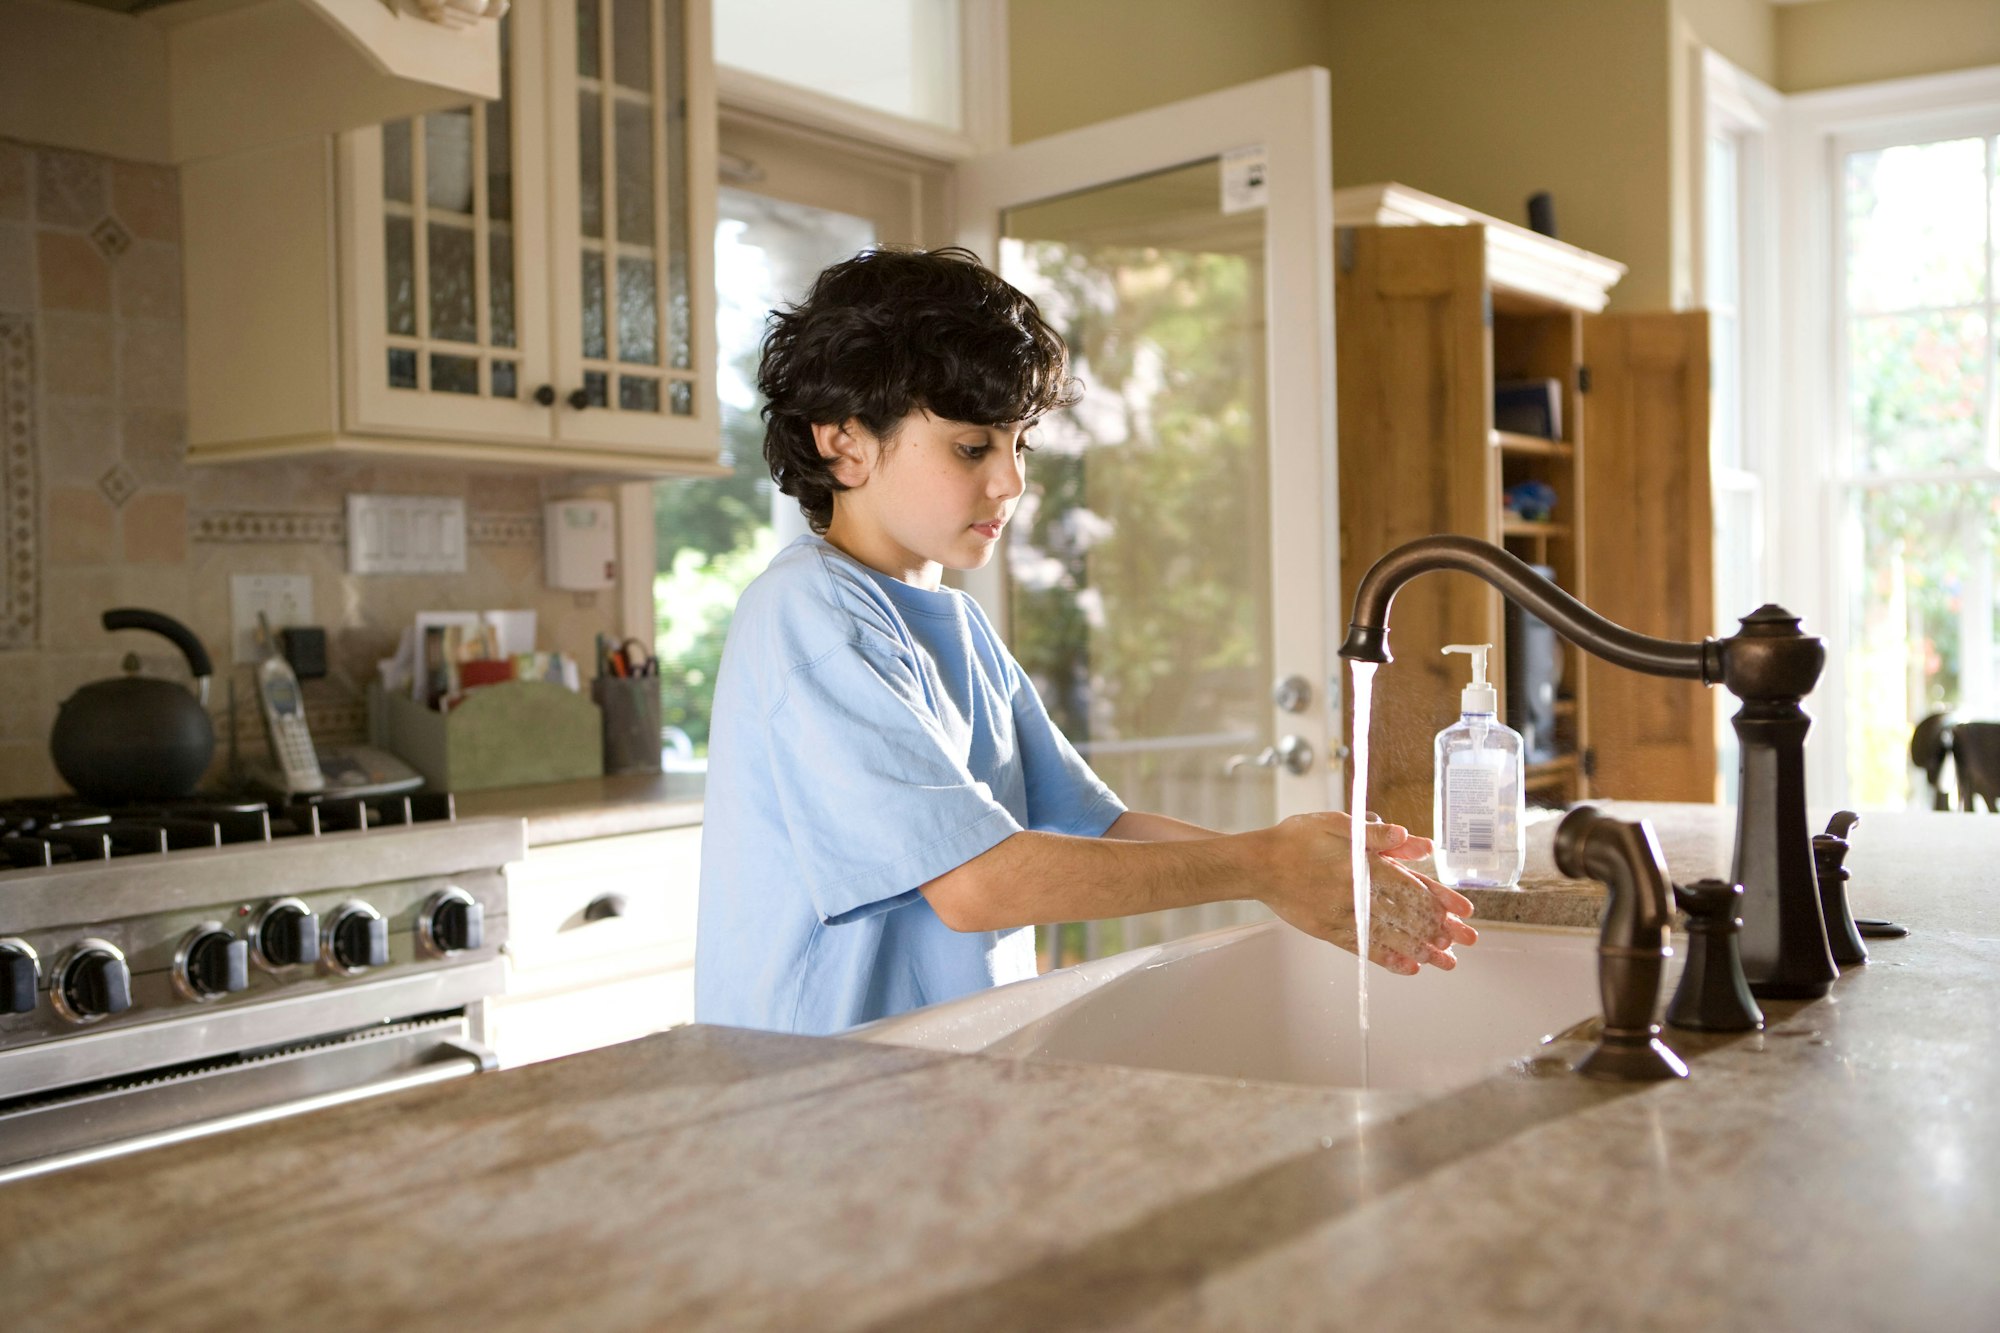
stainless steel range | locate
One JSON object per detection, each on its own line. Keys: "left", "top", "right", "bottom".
{"left": 0, "top": 791, "right": 523, "bottom": 1183}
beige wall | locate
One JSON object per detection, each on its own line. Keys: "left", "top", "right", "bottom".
{"left": 1676, "top": 0, "right": 1778, "bottom": 86}
{"left": 1778, "top": 0, "right": 2000, "bottom": 92}
{"left": 1007, "top": 0, "right": 1332, "bottom": 145}
{"left": 0, "top": 136, "right": 620, "bottom": 800}
{"left": 1323, "top": 0, "right": 1677, "bottom": 311}
{"left": 1008, "top": 0, "right": 1681, "bottom": 310}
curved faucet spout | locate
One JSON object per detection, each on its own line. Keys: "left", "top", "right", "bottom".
{"left": 1339, "top": 535, "right": 1719, "bottom": 683}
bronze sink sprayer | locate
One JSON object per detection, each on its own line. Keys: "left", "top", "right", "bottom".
{"left": 1340, "top": 535, "right": 1839, "bottom": 1001}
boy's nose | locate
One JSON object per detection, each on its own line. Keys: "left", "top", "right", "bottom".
{"left": 990, "top": 456, "right": 1026, "bottom": 500}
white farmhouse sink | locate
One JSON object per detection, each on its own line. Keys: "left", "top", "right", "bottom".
{"left": 853, "top": 920, "right": 1602, "bottom": 1094}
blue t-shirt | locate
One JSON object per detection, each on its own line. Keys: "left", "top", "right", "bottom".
{"left": 695, "top": 534, "right": 1125, "bottom": 1036}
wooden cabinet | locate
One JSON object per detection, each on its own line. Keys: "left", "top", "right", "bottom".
{"left": 1332, "top": 184, "right": 1714, "bottom": 832}
{"left": 182, "top": 0, "right": 723, "bottom": 479}
{"left": 479, "top": 823, "right": 700, "bottom": 1068}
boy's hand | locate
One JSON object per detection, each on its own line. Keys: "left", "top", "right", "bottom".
{"left": 1253, "top": 812, "right": 1478, "bottom": 975}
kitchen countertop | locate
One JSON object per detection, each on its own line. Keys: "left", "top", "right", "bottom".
{"left": 7, "top": 804, "right": 1998, "bottom": 1330}
{"left": 453, "top": 771, "right": 704, "bottom": 845}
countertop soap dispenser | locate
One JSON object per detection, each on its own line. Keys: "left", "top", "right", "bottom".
{"left": 1433, "top": 643, "right": 1527, "bottom": 889}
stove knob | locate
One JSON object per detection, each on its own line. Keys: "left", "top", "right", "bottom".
{"left": 0, "top": 938, "right": 39, "bottom": 1014}
{"left": 327, "top": 904, "right": 389, "bottom": 973}
{"left": 178, "top": 928, "right": 250, "bottom": 1000}
{"left": 418, "top": 889, "right": 484, "bottom": 956}
{"left": 254, "top": 899, "right": 320, "bottom": 970}
{"left": 55, "top": 941, "right": 131, "bottom": 1023}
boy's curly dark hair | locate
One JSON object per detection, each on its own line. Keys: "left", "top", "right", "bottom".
{"left": 757, "top": 246, "right": 1081, "bottom": 534}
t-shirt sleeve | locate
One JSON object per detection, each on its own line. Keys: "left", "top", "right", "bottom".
{"left": 766, "top": 636, "right": 1023, "bottom": 927}
{"left": 1010, "top": 660, "right": 1126, "bottom": 838}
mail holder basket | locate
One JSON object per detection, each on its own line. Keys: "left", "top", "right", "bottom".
{"left": 592, "top": 675, "right": 664, "bottom": 776}
{"left": 372, "top": 681, "right": 603, "bottom": 791}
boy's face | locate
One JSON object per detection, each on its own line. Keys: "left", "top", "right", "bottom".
{"left": 815, "top": 409, "right": 1031, "bottom": 586}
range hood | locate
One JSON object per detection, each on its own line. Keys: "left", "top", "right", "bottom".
{"left": 2, "top": 0, "right": 504, "bottom": 164}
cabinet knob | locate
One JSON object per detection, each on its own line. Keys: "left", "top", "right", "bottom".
{"left": 567, "top": 388, "right": 591, "bottom": 411}
{"left": 533, "top": 384, "right": 557, "bottom": 407}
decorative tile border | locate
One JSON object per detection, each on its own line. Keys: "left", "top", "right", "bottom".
{"left": 467, "top": 513, "right": 540, "bottom": 547}
{"left": 192, "top": 510, "right": 346, "bottom": 544}
{"left": 0, "top": 314, "right": 37, "bottom": 650}
{"left": 193, "top": 509, "right": 541, "bottom": 547}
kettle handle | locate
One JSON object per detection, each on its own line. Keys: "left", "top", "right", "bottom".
{"left": 103, "top": 609, "right": 215, "bottom": 704}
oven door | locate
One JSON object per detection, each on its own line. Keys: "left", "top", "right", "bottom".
{"left": 0, "top": 1014, "right": 493, "bottom": 1184}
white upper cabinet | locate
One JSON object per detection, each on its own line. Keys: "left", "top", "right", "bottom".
{"left": 183, "top": 0, "right": 721, "bottom": 478}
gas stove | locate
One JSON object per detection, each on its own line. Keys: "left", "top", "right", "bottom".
{"left": 0, "top": 789, "right": 525, "bottom": 1182}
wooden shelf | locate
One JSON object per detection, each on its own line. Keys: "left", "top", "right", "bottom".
{"left": 1501, "top": 518, "right": 1570, "bottom": 538}
{"left": 1492, "top": 430, "right": 1573, "bottom": 458}
{"left": 1524, "top": 754, "right": 1580, "bottom": 788}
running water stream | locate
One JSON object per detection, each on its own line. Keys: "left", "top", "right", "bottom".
{"left": 1347, "top": 660, "right": 1378, "bottom": 1088}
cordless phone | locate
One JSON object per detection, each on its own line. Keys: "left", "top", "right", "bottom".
{"left": 256, "top": 647, "right": 326, "bottom": 795}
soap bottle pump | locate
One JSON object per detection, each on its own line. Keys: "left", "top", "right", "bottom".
{"left": 1432, "top": 643, "right": 1527, "bottom": 889}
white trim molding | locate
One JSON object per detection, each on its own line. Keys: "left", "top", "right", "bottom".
{"left": 1779, "top": 61, "right": 2000, "bottom": 805}
{"left": 714, "top": 0, "right": 1010, "bottom": 161}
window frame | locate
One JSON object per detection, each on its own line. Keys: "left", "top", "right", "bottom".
{"left": 1780, "top": 62, "right": 2000, "bottom": 805}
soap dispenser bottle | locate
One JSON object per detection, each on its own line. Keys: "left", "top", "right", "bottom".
{"left": 1433, "top": 643, "right": 1527, "bottom": 889}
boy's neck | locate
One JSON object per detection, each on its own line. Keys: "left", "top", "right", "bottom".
{"left": 822, "top": 517, "right": 943, "bottom": 591}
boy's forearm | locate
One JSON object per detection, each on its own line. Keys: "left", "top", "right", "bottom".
{"left": 1100, "top": 810, "right": 1222, "bottom": 842}
{"left": 920, "top": 828, "right": 1271, "bottom": 932}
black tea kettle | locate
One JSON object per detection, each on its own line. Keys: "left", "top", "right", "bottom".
{"left": 51, "top": 609, "right": 217, "bottom": 805}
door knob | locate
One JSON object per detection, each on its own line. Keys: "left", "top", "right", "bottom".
{"left": 1272, "top": 675, "right": 1313, "bottom": 713}
{"left": 1223, "top": 735, "right": 1314, "bottom": 777}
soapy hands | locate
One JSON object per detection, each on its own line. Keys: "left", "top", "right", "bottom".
{"left": 1256, "top": 812, "right": 1478, "bottom": 975}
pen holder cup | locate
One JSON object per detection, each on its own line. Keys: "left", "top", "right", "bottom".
{"left": 592, "top": 675, "right": 663, "bottom": 776}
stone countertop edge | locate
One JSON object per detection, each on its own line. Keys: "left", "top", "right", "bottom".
{"left": 453, "top": 772, "right": 704, "bottom": 844}
{"left": 7, "top": 803, "right": 1997, "bottom": 1331}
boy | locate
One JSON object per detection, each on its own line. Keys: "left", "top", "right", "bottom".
{"left": 696, "top": 246, "right": 1476, "bottom": 1037}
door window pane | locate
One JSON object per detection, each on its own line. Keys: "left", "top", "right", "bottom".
{"left": 385, "top": 216, "right": 416, "bottom": 336}
{"left": 650, "top": 188, "right": 874, "bottom": 788}
{"left": 615, "top": 99, "right": 657, "bottom": 243}
{"left": 383, "top": 119, "right": 413, "bottom": 204}
{"left": 428, "top": 222, "right": 479, "bottom": 344}
{"left": 425, "top": 110, "right": 476, "bottom": 215}
{"left": 577, "top": 0, "right": 601, "bottom": 80}
{"left": 582, "top": 251, "right": 608, "bottom": 359}
{"left": 618, "top": 256, "right": 659, "bottom": 364}
{"left": 490, "top": 228, "right": 516, "bottom": 349}
{"left": 579, "top": 91, "right": 605, "bottom": 240}
{"left": 619, "top": 374, "right": 660, "bottom": 412}
{"left": 431, "top": 353, "right": 480, "bottom": 394}
{"left": 612, "top": 0, "right": 651, "bottom": 92}
{"left": 1000, "top": 159, "right": 1275, "bottom": 838}
{"left": 716, "top": 0, "right": 963, "bottom": 132}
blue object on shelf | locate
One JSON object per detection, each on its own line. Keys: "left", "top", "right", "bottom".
{"left": 1504, "top": 480, "right": 1558, "bottom": 523}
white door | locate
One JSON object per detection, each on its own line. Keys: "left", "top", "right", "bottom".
{"left": 953, "top": 69, "right": 1341, "bottom": 838}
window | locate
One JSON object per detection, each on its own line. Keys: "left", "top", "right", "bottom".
{"left": 650, "top": 189, "right": 876, "bottom": 773}
{"left": 711, "top": 0, "right": 1006, "bottom": 156}
{"left": 716, "top": 0, "right": 963, "bottom": 130}
{"left": 1835, "top": 131, "right": 2000, "bottom": 806}
{"left": 1697, "top": 49, "right": 1780, "bottom": 804}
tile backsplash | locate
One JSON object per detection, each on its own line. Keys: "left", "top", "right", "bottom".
{"left": 0, "top": 137, "right": 624, "bottom": 799}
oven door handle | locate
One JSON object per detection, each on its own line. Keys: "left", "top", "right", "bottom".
{"left": 0, "top": 1040, "right": 496, "bottom": 1186}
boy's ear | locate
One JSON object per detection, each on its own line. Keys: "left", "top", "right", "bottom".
{"left": 813, "top": 419, "right": 873, "bottom": 488}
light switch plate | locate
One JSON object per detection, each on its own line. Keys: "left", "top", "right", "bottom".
{"left": 346, "top": 494, "right": 467, "bottom": 575}
{"left": 229, "top": 574, "right": 314, "bottom": 664}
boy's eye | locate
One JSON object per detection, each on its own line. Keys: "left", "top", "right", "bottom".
{"left": 1016, "top": 440, "right": 1036, "bottom": 455}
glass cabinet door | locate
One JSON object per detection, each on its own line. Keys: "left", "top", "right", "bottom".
{"left": 341, "top": 9, "right": 553, "bottom": 444}
{"left": 549, "top": 0, "right": 717, "bottom": 456}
